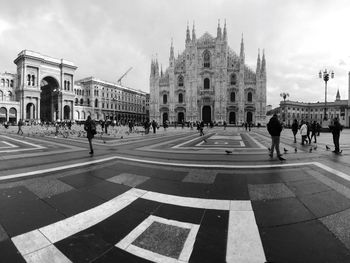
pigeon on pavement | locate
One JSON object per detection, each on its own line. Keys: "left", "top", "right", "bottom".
{"left": 294, "top": 148, "right": 297, "bottom": 153}
{"left": 284, "top": 148, "right": 288, "bottom": 153}
{"left": 326, "top": 145, "right": 330, "bottom": 150}
{"left": 225, "top": 150, "right": 232, "bottom": 154}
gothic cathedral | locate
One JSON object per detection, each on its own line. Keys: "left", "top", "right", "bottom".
{"left": 149, "top": 21, "right": 267, "bottom": 125}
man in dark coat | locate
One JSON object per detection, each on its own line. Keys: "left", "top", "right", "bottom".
{"left": 267, "top": 114, "right": 285, "bottom": 161}
{"left": 329, "top": 117, "right": 342, "bottom": 153}
{"left": 84, "top": 116, "right": 96, "bottom": 155}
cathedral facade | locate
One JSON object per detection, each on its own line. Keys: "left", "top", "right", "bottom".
{"left": 150, "top": 22, "right": 267, "bottom": 125}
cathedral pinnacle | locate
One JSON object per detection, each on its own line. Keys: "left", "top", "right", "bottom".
{"left": 240, "top": 33, "right": 245, "bottom": 62}
{"left": 256, "top": 49, "right": 261, "bottom": 74}
{"left": 192, "top": 21, "right": 196, "bottom": 42}
{"left": 186, "top": 22, "right": 191, "bottom": 44}
{"left": 223, "top": 19, "right": 227, "bottom": 41}
{"left": 261, "top": 49, "right": 266, "bottom": 78}
{"left": 217, "top": 19, "right": 222, "bottom": 40}
{"left": 170, "top": 38, "right": 174, "bottom": 60}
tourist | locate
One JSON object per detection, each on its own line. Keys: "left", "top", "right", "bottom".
{"left": 84, "top": 116, "right": 96, "bottom": 155}
{"left": 151, "top": 120, "right": 157, "bottom": 134}
{"left": 17, "top": 119, "right": 23, "bottom": 135}
{"left": 267, "top": 114, "right": 285, "bottom": 161}
{"left": 329, "top": 117, "right": 342, "bottom": 153}
{"left": 300, "top": 121, "right": 308, "bottom": 145}
{"left": 223, "top": 121, "right": 227, "bottom": 130}
{"left": 310, "top": 121, "right": 317, "bottom": 143}
{"left": 291, "top": 119, "right": 298, "bottom": 143}
{"left": 199, "top": 120, "right": 204, "bottom": 136}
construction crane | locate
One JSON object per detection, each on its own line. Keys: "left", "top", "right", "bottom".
{"left": 117, "top": 67, "right": 133, "bottom": 85}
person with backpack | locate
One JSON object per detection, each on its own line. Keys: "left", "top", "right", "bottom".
{"left": 267, "top": 114, "right": 285, "bottom": 161}
{"left": 84, "top": 116, "right": 96, "bottom": 155}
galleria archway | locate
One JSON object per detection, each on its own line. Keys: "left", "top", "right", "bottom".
{"left": 40, "top": 76, "right": 59, "bottom": 122}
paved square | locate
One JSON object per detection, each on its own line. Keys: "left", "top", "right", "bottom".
{"left": 107, "top": 173, "right": 150, "bottom": 187}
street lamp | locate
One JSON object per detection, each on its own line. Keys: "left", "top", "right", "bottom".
{"left": 319, "top": 69, "right": 334, "bottom": 121}
{"left": 280, "top": 92, "right": 289, "bottom": 121}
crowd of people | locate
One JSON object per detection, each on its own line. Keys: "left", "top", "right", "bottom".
{"left": 267, "top": 115, "right": 344, "bottom": 161}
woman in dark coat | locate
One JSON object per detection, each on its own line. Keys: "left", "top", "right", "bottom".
{"left": 291, "top": 119, "right": 298, "bottom": 143}
{"left": 84, "top": 116, "right": 96, "bottom": 155}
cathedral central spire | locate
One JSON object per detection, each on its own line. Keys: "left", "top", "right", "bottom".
{"left": 192, "top": 21, "right": 196, "bottom": 42}
{"left": 223, "top": 19, "right": 227, "bottom": 41}
{"left": 240, "top": 33, "right": 245, "bottom": 62}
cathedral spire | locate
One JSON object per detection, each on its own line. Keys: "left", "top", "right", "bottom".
{"left": 240, "top": 33, "right": 245, "bottom": 62}
{"left": 160, "top": 64, "right": 163, "bottom": 77}
{"left": 216, "top": 19, "right": 222, "bottom": 40}
{"left": 261, "top": 49, "right": 266, "bottom": 78}
{"left": 256, "top": 49, "right": 261, "bottom": 75}
{"left": 336, "top": 89, "right": 341, "bottom": 100}
{"left": 186, "top": 22, "right": 191, "bottom": 44}
{"left": 192, "top": 21, "right": 196, "bottom": 42}
{"left": 223, "top": 19, "right": 227, "bottom": 41}
{"left": 170, "top": 38, "right": 174, "bottom": 60}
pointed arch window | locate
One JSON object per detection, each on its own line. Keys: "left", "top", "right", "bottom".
{"left": 203, "top": 50, "right": 211, "bottom": 68}
{"left": 163, "top": 94, "right": 167, "bottom": 104}
{"left": 178, "top": 75, "right": 184, "bottom": 87}
{"left": 31, "top": 75, "right": 35, "bottom": 86}
{"left": 27, "top": 75, "right": 31, "bottom": 85}
{"left": 230, "top": 92, "right": 235, "bottom": 102}
{"left": 247, "top": 92, "right": 252, "bottom": 102}
{"left": 95, "top": 98, "right": 98, "bottom": 108}
{"left": 80, "top": 98, "right": 84, "bottom": 105}
{"left": 230, "top": 73, "right": 237, "bottom": 85}
{"left": 178, "top": 93, "right": 183, "bottom": 103}
{"left": 204, "top": 78, "right": 210, "bottom": 89}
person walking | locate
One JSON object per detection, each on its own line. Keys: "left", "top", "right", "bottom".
{"left": 291, "top": 119, "right": 298, "bottom": 143}
{"left": 151, "top": 120, "right": 157, "bottom": 134}
{"left": 267, "top": 114, "right": 285, "bottom": 161}
{"left": 310, "top": 121, "right": 317, "bottom": 143}
{"left": 84, "top": 116, "right": 96, "bottom": 155}
{"left": 329, "top": 117, "right": 342, "bottom": 153}
{"left": 17, "top": 119, "right": 23, "bottom": 135}
{"left": 300, "top": 121, "right": 308, "bottom": 145}
{"left": 199, "top": 120, "right": 204, "bottom": 136}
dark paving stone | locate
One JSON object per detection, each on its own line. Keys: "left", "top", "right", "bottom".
{"left": 0, "top": 239, "right": 26, "bottom": 263}
{"left": 299, "top": 190, "right": 350, "bottom": 217}
{"left": 260, "top": 220, "right": 350, "bottom": 263}
{"left": 44, "top": 189, "right": 105, "bottom": 217}
{"left": 154, "top": 204, "right": 205, "bottom": 224}
{"left": 286, "top": 179, "right": 332, "bottom": 196}
{"left": 104, "top": 162, "right": 187, "bottom": 181}
{"left": 59, "top": 173, "right": 104, "bottom": 189}
{"left": 0, "top": 187, "right": 65, "bottom": 237}
{"left": 138, "top": 178, "right": 210, "bottom": 198}
{"left": 80, "top": 166, "right": 120, "bottom": 180}
{"left": 248, "top": 183, "right": 295, "bottom": 201}
{"left": 252, "top": 197, "right": 315, "bottom": 227}
{"left": 189, "top": 210, "right": 228, "bottom": 263}
{"left": 246, "top": 172, "right": 284, "bottom": 184}
{"left": 56, "top": 228, "right": 113, "bottom": 263}
{"left": 81, "top": 181, "right": 131, "bottom": 201}
{"left": 0, "top": 223, "right": 8, "bottom": 242}
{"left": 93, "top": 207, "right": 149, "bottom": 245}
{"left": 93, "top": 247, "right": 153, "bottom": 263}
{"left": 127, "top": 198, "right": 162, "bottom": 215}
{"left": 209, "top": 173, "right": 249, "bottom": 200}
{"left": 279, "top": 170, "right": 314, "bottom": 182}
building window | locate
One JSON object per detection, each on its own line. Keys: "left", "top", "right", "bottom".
{"left": 203, "top": 50, "right": 210, "bottom": 68}
{"left": 163, "top": 94, "right": 167, "bottom": 104}
{"left": 27, "top": 75, "right": 31, "bottom": 85}
{"left": 80, "top": 98, "right": 84, "bottom": 105}
{"left": 178, "top": 75, "right": 184, "bottom": 87}
{"left": 247, "top": 92, "right": 252, "bottom": 102}
{"left": 87, "top": 98, "right": 90, "bottom": 106}
{"left": 230, "top": 73, "right": 237, "bottom": 85}
{"left": 204, "top": 78, "right": 210, "bottom": 89}
{"left": 178, "top": 93, "right": 183, "bottom": 103}
{"left": 75, "top": 98, "right": 78, "bottom": 105}
{"left": 95, "top": 99, "right": 98, "bottom": 107}
{"left": 230, "top": 92, "right": 235, "bottom": 102}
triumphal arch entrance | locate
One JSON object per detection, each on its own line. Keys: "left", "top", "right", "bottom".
{"left": 14, "top": 50, "right": 77, "bottom": 122}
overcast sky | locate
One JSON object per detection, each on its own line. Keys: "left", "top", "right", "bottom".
{"left": 0, "top": 0, "right": 349, "bottom": 107}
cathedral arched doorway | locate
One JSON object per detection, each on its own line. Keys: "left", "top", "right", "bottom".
{"left": 63, "top": 105, "right": 70, "bottom": 120}
{"left": 40, "top": 76, "right": 59, "bottom": 122}
{"left": 162, "top": 112, "right": 168, "bottom": 124}
{"left": 178, "top": 112, "right": 184, "bottom": 123}
{"left": 229, "top": 112, "right": 236, "bottom": 124}
{"left": 26, "top": 103, "right": 35, "bottom": 120}
{"left": 246, "top": 112, "right": 253, "bottom": 123}
{"left": 202, "top": 106, "right": 211, "bottom": 123}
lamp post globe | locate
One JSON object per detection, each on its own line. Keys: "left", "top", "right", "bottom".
{"left": 280, "top": 92, "right": 289, "bottom": 121}
{"left": 319, "top": 69, "right": 334, "bottom": 122}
